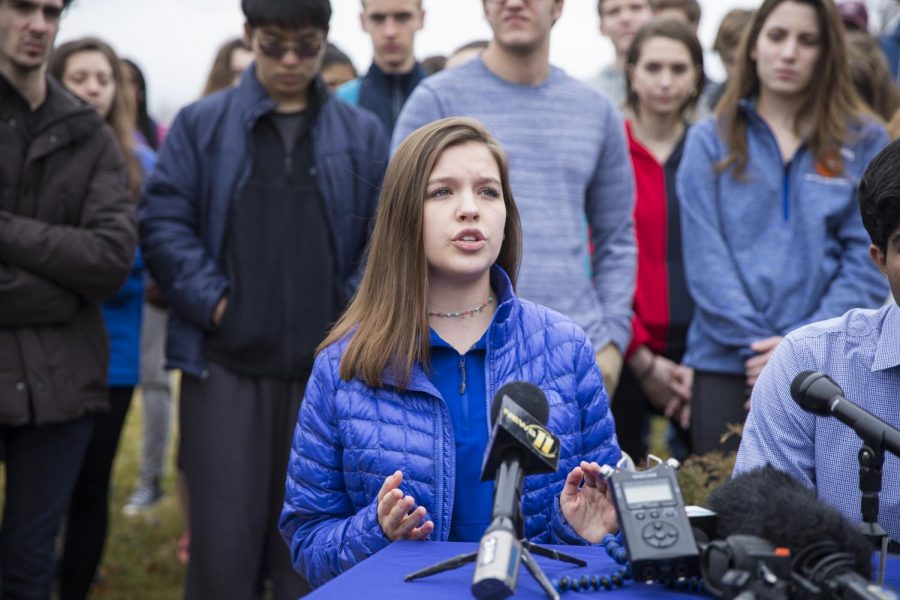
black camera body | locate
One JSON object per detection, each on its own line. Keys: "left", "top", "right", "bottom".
{"left": 606, "top": 461, "right": 700, "bottom": 582}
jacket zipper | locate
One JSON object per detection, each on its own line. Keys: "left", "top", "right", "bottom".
{"left": 435, "top": 398, "right": 446, "bottom": 540}
{"left": 483, "top": 330, "right": 493, "bottom": 443}
{"left": 782, "top": 161, "right": 792, "bottom": 221}
{"left": 458, "top": 355, "right": 466, "bottom": 396}
{"left": 392, "top": 77, "right": 403, "bottom": 125}
{"left": 751, "top": 109, "right": 802, "bottom": 223}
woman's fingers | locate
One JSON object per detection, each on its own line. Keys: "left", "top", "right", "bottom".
{"left": 581, "top": 461, "right": 608, "bottom": 494}
{"left": 562, "top": 465, "right": 584, "bottom": 498}
{"left": 408, "top": 519, "right": 435, "bottom": 541}
{"left": 384, "top": 494, "right": 416, "bottom": 532}
{"left": 377, "top": 470, "right": 403, "bottom": 503}
{"left": 395, "top": 505, "right": 428, "bottom": 538}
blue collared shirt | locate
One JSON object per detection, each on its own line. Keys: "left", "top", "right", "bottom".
{"left": 734, "top": 304, "right": 900, "bottom": 542}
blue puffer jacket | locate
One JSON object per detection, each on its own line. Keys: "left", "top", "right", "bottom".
{"left": 139, "top": 65, "right": 388, "bottom": 377}
{"left": 280, "top": 267, "right": 621, "bottom": 587}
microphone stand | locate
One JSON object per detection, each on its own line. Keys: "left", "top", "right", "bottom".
{"left": 857, "top": 444, "right": 889, "bottom": 586}
{"left": 404, "top": 505, "right": 587, "bottom": 600}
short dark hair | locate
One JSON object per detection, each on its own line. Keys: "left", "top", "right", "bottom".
{"left": 650, "top": 0, "right": 700, "bottom": 24}
{"left": 322, "top": 42, "right": 353, "bottom": 69}
{"left": 0, "top": 0, "right": 76, "bottom": 8}
{"left": 241, "top": 0, "right": 331, "bottom": 31}
{"left": 859, "top": 139, "right": 900, "bottom": 253}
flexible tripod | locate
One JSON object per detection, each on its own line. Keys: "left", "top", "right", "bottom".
{"left": 404, "top": 536, "right": 586, "bottom": 600}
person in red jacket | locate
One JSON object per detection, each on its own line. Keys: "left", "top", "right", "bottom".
{"left": 613, "top": 19, "right": 704, "bottom": 462}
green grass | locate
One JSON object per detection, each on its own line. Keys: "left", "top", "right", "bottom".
{"left": 86, "top": 390, "right": 185, "bottom": 599}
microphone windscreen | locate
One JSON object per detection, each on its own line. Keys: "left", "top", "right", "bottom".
{"left": 490, "top": 382, "right": 549, "bottom": 426}
{"left": 790, "top": 371, "right": 840, "bottom": 415}
{"left": 709, "top": 466, "right": 871, "bottom": 577}
{"left": 790, "top": 370, "right": 818, "bottom": 405}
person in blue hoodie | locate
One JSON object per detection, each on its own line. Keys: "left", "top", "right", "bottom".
{"left": 676, "top": 0, "right": 889, "bottom": 456}
{"left": 279, "top": 117, "right": 622, "bottom": 588}
{"left": 48, "top": 37, "right": 156, "bottom": 599}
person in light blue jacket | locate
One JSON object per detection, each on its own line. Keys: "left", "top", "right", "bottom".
{"left": 280, "top": 117, "right": 622, "bottom": 588}
{"left": 676, "top": 0, "right": 889, "bottom": 455}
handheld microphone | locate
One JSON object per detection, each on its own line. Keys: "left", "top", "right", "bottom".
{"left": 790, "top": 371, "right": 900, "bottom": 458}
{"left": 471, "top": 382, "right": 560, "bottom": 600}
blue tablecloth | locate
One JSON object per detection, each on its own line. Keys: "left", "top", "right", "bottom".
{"left": 307, "top": 540, "right": 900, "bottom": 598}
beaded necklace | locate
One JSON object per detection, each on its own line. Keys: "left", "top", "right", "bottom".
{"left": 427, "top": 296, "right": 494, "bottom": 318}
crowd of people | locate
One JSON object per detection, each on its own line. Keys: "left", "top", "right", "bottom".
{"left": 1, "top": 0, "right": 899, "bottom": 598}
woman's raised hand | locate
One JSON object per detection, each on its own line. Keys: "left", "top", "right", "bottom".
{"left": 377, "top": 471, "right": 434, "bottom": 541}
{"left": 560, "top": 461, "right": 618, "bottom": 543}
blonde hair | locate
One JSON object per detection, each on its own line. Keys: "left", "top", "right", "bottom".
{"left": 319, "top": 117, "right": 523, "bottom": 389}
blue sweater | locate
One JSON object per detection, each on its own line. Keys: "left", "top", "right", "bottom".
{"left": 280, "top": 266, "right": 621, "bottom": 587}
{"left": 392, "top": 57, "right": 636, "bottom": 354}
{"left": 676, "top": 102, "right": 889, "bottom": 374}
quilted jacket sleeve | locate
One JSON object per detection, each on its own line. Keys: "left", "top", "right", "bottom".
{"left": 548, "top": 330, "right": 622, "bottom": 545}
{"left": 279, "top": 349, "right": 390, "bottom": 588}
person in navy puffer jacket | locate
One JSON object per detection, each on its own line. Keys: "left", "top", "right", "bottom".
{"left": 279, "top": 117, "right": 623, "bottom": 587}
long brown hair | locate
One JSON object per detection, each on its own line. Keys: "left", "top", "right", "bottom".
{"left": 49, "top": 38, "right": 142, "bottom": 200}
{"left": 715, "top": 0, "right": 868, "bottom": 177}
{"left": 319, "top": 117, "right": 523, "bottom": 389}
{"left": 202, "top": 38, "right": 250, "bottom": 97}
{"left": 847, "top": 30, "right": 900, "bottom": 122}
{"left": 624, "top": 19, "right": 705, "bottom": 118}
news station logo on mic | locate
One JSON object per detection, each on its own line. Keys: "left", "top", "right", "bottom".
{"left": 500, "top": 404, "right": 558, "bottom": 460}
{"left": 482, "top": 393, "right": 560, "bottom": 480}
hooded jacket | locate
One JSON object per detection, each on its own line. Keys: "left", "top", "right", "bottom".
{"left": 0, "top": 74, "right": 136, "bottom": 425}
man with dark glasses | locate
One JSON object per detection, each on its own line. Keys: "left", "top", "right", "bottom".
{"left": 336, "top": 0, "right": 427, "bottom": 137}
{"left": 139, "top": 1, "right": 388, "bottom": 598}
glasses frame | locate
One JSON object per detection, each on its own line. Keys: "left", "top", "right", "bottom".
{"left": 254, "top": 34, "right": 324, "bottom": 60}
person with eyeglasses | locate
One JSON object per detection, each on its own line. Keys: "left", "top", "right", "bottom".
{"left": 394, "top": 0, "right": 637, "bottom": 399}
{"left": 139, "top": 0, "right": 388, "bottom": 598}
{"left": 335, "top": 0, "right": 427, "bottom": 137}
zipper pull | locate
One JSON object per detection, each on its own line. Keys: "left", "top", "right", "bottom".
{"left": 458, "top": 356, "right": 466, "bottom": 395}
